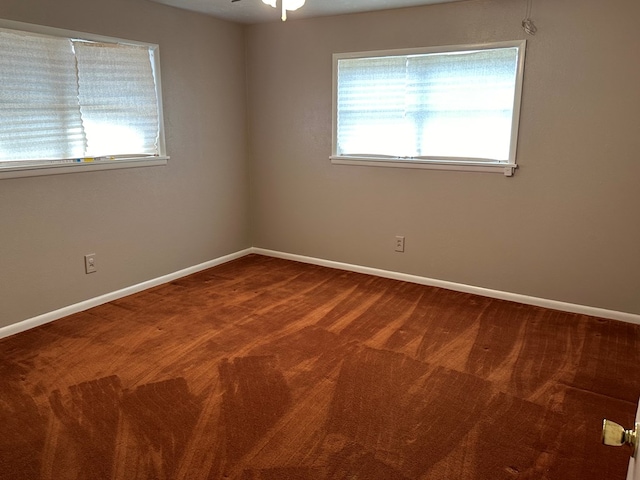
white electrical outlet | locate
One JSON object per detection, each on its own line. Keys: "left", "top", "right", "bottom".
{"left": 84, "top": 253, "right": 97, "bottom": 274}
{"left": 395, "top": 236, "right": 405, "bottom": 253}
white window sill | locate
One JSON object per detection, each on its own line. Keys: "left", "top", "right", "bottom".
{"left": 0, "top": 156, "right": 169, "bottom": 180}
{"left": 330, "top": 156, "right": 517, "bottom": 176}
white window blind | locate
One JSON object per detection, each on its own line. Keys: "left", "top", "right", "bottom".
{"left": 332, "top": 42, "right": 526, "bottom": 175}
{"left": 0, "top": 29, "right": 86, "bottom": 161}
{"left": 74, "top": 41, "right": 160, "bottom": 157}
{"left": 0, "top": 22, "right": 166, "bottom": 177}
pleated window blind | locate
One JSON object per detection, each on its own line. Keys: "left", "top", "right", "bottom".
{"left": 73, "top": 41, "right": 160, "bottom": 157}
{"left": 0, "top": 29, "right": 86, "bottom": 162}
{"left": 0, "top": 24, "right": 163, "bottom": 170}
{"left": 332, "top": 42, "right": 526, "bottom": 174}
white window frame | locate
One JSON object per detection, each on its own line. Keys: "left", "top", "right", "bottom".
{"left": 331, "top": 41, "right": 526, "bottom": 177}
{"left": 0, "top": 19, "right": 168, "bottom": 180}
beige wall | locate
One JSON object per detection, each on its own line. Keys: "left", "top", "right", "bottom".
{"left": 246, "top": 0, "right": 640, "bottom": 315}
{"left": 1, "top": 0, "right": 639, "bottom": 330}
{"left": 0, "top": 0, "right": 250, "bottom": 327}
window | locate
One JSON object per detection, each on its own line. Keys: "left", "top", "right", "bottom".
{"left": 332, "top": 41, "right": 526, "bottom": 176}
{"left": 0, "top": 20, "right": 167, "bottom": 179}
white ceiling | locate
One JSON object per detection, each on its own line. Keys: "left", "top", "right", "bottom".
{"left": 147, "top": 0, "right": 466, "bottom": 24}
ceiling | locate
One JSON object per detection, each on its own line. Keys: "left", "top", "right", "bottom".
{"left": 147, "top": 0, "right": 466, "bottom": 25}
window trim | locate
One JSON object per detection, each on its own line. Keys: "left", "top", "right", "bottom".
{"left": 0, "top": 19, "right": 168, "bottom": 180}
{"left": 331, "top": 40, "right": 526, "bottom": 176}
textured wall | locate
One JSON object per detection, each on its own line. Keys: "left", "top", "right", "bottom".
{"left": 246, "top": 0, "right": 640, "bottom": 315}
{"left": 2, "top": 0, "right": 639, "bottom": 329}
{"left": 0, "top": 0, "right": 250, "bottom": 327}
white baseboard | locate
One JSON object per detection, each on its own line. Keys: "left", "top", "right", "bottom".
{"left": 3, "top": 246, "right": 638, "bottom": 341}
{"left": 0, "top": 248, "right": 252, "bottom": 340}
{"left": 252, "top": 247, "right": 640, "bottom": 325}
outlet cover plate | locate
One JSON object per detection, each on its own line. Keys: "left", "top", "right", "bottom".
{"left": 84, "top": 254, "right": 97, "bottom": 274}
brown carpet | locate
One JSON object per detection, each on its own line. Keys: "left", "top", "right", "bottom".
{"left": 1, "top": 254, "right": 639, "bottom": 479}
